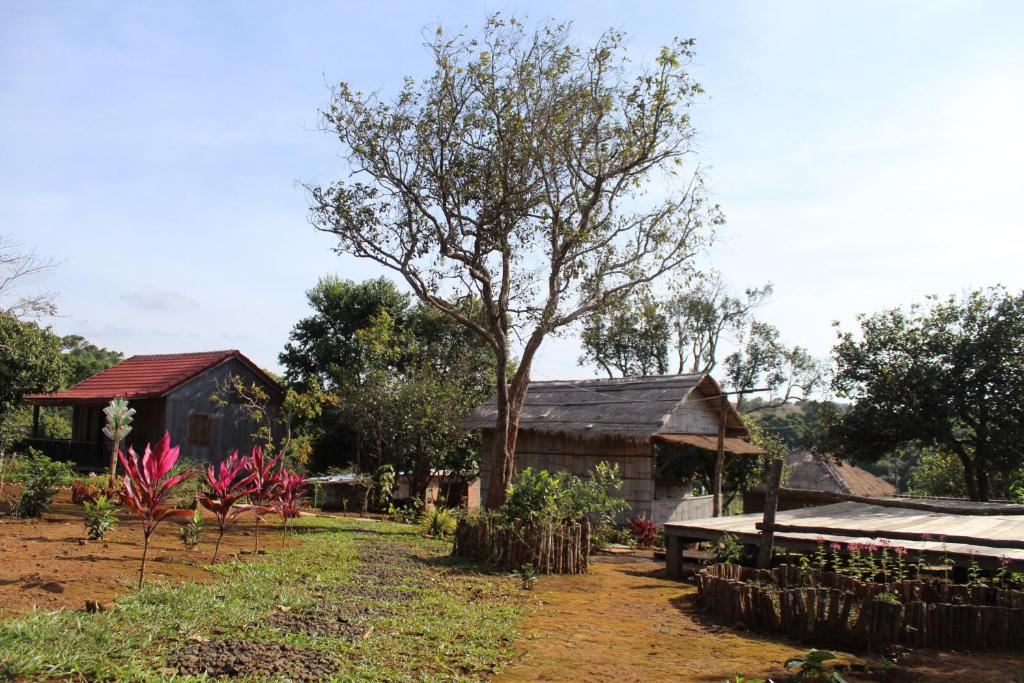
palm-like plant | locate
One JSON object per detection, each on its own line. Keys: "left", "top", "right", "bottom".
{"left": 103, "top": 398, "right": 135, "bottom": 483}
{"left": 242, "top": 445, "right": 283, "bottom": 554}
{"left": 118, "top": 432, "right": 195, "bottom": 587}
{"left": 198, "top": 450, "right": 253, "bottom": 563}
{"left": 275, "top": 470, "right": 307, "bottom": 546}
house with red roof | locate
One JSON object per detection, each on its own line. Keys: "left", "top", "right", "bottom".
{"left": 25, "top": 350, "right": 282, "bottom": 469}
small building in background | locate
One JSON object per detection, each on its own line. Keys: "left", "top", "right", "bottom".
{"left": 464, "top": 374, "right": 764, "bottom": 525}
{"left": 743, "top": 449, "right": 897, "bottom": 514}
{"left": 24, "top": 350, "right": 281, "bottom": 469}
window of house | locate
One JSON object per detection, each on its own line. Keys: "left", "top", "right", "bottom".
{"left": 188, "top": 413, "right": 214, "bottom": 446}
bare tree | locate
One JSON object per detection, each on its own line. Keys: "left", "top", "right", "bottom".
{"left": 308, "top": 18, "right": 721, "bottom": 507}
{"left": 0, "top": 233, "right": 59, "bottom": 320}
{"left": 725, "top": 321, "right": 824, "bottom": 412}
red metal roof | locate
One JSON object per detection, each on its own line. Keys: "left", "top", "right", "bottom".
{"left": 25, "top": 350, "right": 279, "bottom": 405}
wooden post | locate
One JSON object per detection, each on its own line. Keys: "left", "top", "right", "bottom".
{"left": 31, "top": 404, "right": 40, "bottom": 439}
{"left": 667, "top": 533, "right": 682, "bottom": 579}
{"left": 712, "top": 393, "right": 727, "bottom": 517}
{"left": 757, "top": 456, "right": 784, "bottom": 569}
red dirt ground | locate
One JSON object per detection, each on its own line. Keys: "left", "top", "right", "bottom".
{"left": 0, "top": 486, "right": 296, "bottom": 617}
{"left": 496, "top": 556, "right": 1024, "bottom": 682}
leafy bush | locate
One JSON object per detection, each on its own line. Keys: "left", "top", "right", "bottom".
{"left": 198, "top": 450, "right": 252, "bottom": 563}
{"left": 708, "top": 532, "right": 744, "bottom": 565}
{"left": 179, "top": 510, "right": 204, "bottom": 551}
{"left": 628, "top": 516, "right": 659, "bottom": 549}
{"left": 419, "top": 506, "right": 457, "bottom": 538}
{"left": 503, "top": 462, "right": 629, "bottom": 534}
{"left": 16, "top": 449, "right": 73, "bottom": 518}
{"left": 516, "top": 563, "right": 537, "bottom": 590}
{"left": 83, "top": 495, "right": 119, "bottom": 540}
{"left": 389, "top": 498, "right": 422, "bottom": 524}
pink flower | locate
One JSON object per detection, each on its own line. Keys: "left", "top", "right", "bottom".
{"left": 815, "top": 535, "right": 826, "bottom": 544}
{"left": 829, "top": 542, "right": 842, "bottom": 551}
{"left": 895, "top": 546, "right": 908, "bottom": 557}
{"left": 1000, "top": 555, "right": 1012, "bottom": 566}
{"left": 921, "top": 533, "right": 932, "bottom": 541}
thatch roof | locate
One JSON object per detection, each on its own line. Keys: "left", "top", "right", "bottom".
{"left": 786, "top": 450, "right": 896, "bottom": 498}
{"left": 463, "top": 373, "right": 750, "bottom": 442}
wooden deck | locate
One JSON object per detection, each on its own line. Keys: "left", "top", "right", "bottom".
{"left": 664, "top": 501, "right": 1024, "bottom": 577}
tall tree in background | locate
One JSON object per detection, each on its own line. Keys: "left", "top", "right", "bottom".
{"left": 280, "top": 276, "right": 497, "bottom": 486}
{"left": 309, "top": 18, "right": 719, "bottom": 506}
{"left": 61, "top": 335, "right": 123, "bottom": 384}
{"left": 724, "top": 321, "right": 822, "bottom": 412}
{"left": 666, "top": 273, "right": 773, "bottom": 374}
{"left": 0, "top": 316, "right": 67, "bottom": 457}
{"left": 822, "top": 287, "right": 1024, "bottom": 501}
{"left": 578, "top": 287, "right": 670, "bottom": 377}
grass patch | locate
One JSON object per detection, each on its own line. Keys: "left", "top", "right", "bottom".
{"left": 0, "top": 515, "right": 523, "bottom": 681}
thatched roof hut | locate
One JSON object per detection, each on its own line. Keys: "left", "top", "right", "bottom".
{"left": 464, "top": 374, "right": 764, "bottom": 524}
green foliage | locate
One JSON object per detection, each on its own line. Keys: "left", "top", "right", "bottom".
{"left": 83, "top": 495, "right": 119, "bottom": 540}
{"left": 375, "top": 463, "right": 396, "bottom": 509}
{"left": 178, "top": 510, "right": 204, "bottom": 551}
{"left": 389, "top": 498, "right": 423, "bottom": 524}
{"left": 418, "top": 506, "right": 457, "bottom": 538}
{"left": 784, "top": 650, "right": 847, "bottom": 682}
{"left": 579, "top": 286, "right": 670, "bottom": 377}
{"left": 516, "top": 563, "right": 537, "bottom": 590}
{"left": 0, "top": 316, "right": 67, "bottom": 444}
{"left": 16, "top": 449, "right": 73, "bottom": 518}
{"left": 60, "top": 335, "right": 122, "bottom": 385}
{"left": 503, "top": 462, "right": 630, "bottom": 530}
{"left": 906, "top": 448, "right": 969, "bottom": 498}
{"left": 281, "top": 276, "right": 497, "bottom": 479}
{"left": 708, "top": 532, "right": 744, "bottom": 565}
{"left": 823, "top": 287, "right": 1024, "bottom": 501}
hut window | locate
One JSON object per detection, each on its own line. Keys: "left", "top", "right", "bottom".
{"left": 188, "top": 413, "right": 214, "bottom": 446}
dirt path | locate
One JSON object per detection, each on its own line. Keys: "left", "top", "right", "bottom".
{"left": 496, "top": 556, "right": 1024, "bottom": 682}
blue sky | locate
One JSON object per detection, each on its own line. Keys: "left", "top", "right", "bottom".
{"left": 2, "top": 1, "right": 1022, "bottom": 382}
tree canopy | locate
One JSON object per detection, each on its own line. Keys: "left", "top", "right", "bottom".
{"left": 280, "top": 276, "right": 497, "bottom": 493}
{"left": 821, "top": 287, "right": 1024, "bottom": 501}
{"left": 309, "top": 16, "right": 719, "bottom": 506}
{"left": 60, "top": 335, "right": 123, "bottom": 385}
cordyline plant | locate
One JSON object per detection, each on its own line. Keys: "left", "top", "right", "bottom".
{"left": 198, "top": 450, "right": 253, "bottom": 563}
{"left": 243, "top": 445, "right": 283, "bottom": 554}
{"left": 118, "top": 432, "right": 195, "bottom": 587}
{"left": 275, "top": 469, "right": 307, "bottom": 547}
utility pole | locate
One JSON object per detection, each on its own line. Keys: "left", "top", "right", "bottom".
{"left": 712, "top": 393, "right": 727, "bottom": 517}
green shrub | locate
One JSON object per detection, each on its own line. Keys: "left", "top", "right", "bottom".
{"left": 707, "top": 532, "right": 744, "bottom": 565}
{"left": 503, "top": 462, "right": 629, "bottom": 536}
{"left": 419, "top": 507, "right": 457, "bottom": 538}
{"left": 178, "top": 510, "right": 204, "bottom": 551}
{"left": 82, "top": 495, "right": 119, "bottom": 540}
{"left": 16, "top": 450, "right": 73, "bottom": 518}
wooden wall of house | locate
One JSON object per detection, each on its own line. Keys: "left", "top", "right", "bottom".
{"left": 163, "top": 359, "right": 281, "bottom": 464}
{"left": 659, "top": 391, "right": 720, "bottom": 435}
{"left": 127, "top": 398, "right": 166, "bottom": 452}
{"left": 479, "top": 430, "right": 654, "bottom": 521}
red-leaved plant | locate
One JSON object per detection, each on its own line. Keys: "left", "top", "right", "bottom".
{"left": 275, "top": 469, "right": 307, "bottom": 547}
{"left": 628, "top": 516, "right": 659, "bottom": 549}
{"left": 199, "top": 450, "right": 253, "bottom": 563}
{"left": 118, "top": 432, "right": 195, "bottom": 587}
{"left": 242, "top": 445, "right": 283, "bottom": 554}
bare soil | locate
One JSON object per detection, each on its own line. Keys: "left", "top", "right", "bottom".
{"left": 496, "top": 555, "right": 1024, "bottom": 682}
{"left": 0, "top": 486, "right": 296, "bottom": 617}
{"left": 165, "top": 640, "right": 342, "bottom": 680}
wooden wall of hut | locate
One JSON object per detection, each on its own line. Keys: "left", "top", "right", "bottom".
{"left": 479, "top": 430, "right": 652, "bottom": 520}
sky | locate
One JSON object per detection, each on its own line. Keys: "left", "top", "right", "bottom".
{"left": 2, "top": 1, "right": 1022, "bottom": 382}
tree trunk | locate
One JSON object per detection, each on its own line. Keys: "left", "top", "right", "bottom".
{"left": 212, "top": 527, "right": 225, "bottom": 564}
{"left": 139, "top": 532, "right": 151, "bottom": 588}
{"left": 956, "top": 450, "right": 980, "bottom": 501}
{"left": 108, "top": 441, "right": 120, "bottom": 484}
{"left": 484, "top": 352, "right": 532, "bottom": 509}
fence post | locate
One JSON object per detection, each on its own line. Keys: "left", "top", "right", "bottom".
{"left": 757, "top": 456, "right": 785, "bottom": 569}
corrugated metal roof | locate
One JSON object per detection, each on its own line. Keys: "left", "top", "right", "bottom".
{"left": 25, "top": 350, "right": 279, "bottom": 405}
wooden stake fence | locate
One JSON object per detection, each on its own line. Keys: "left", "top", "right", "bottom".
{"left": 452, "top": 513, "right": 591, "bottom": 574}
{"left": 698, "top": 563, "right": 1024, "bottom": 650}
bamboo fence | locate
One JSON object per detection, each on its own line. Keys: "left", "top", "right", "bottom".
{"left": 698, "top": 563, "right": 1024, "bottom": 650}
{"left": 452, "top": 513, "right": 591, "bottom": 574}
